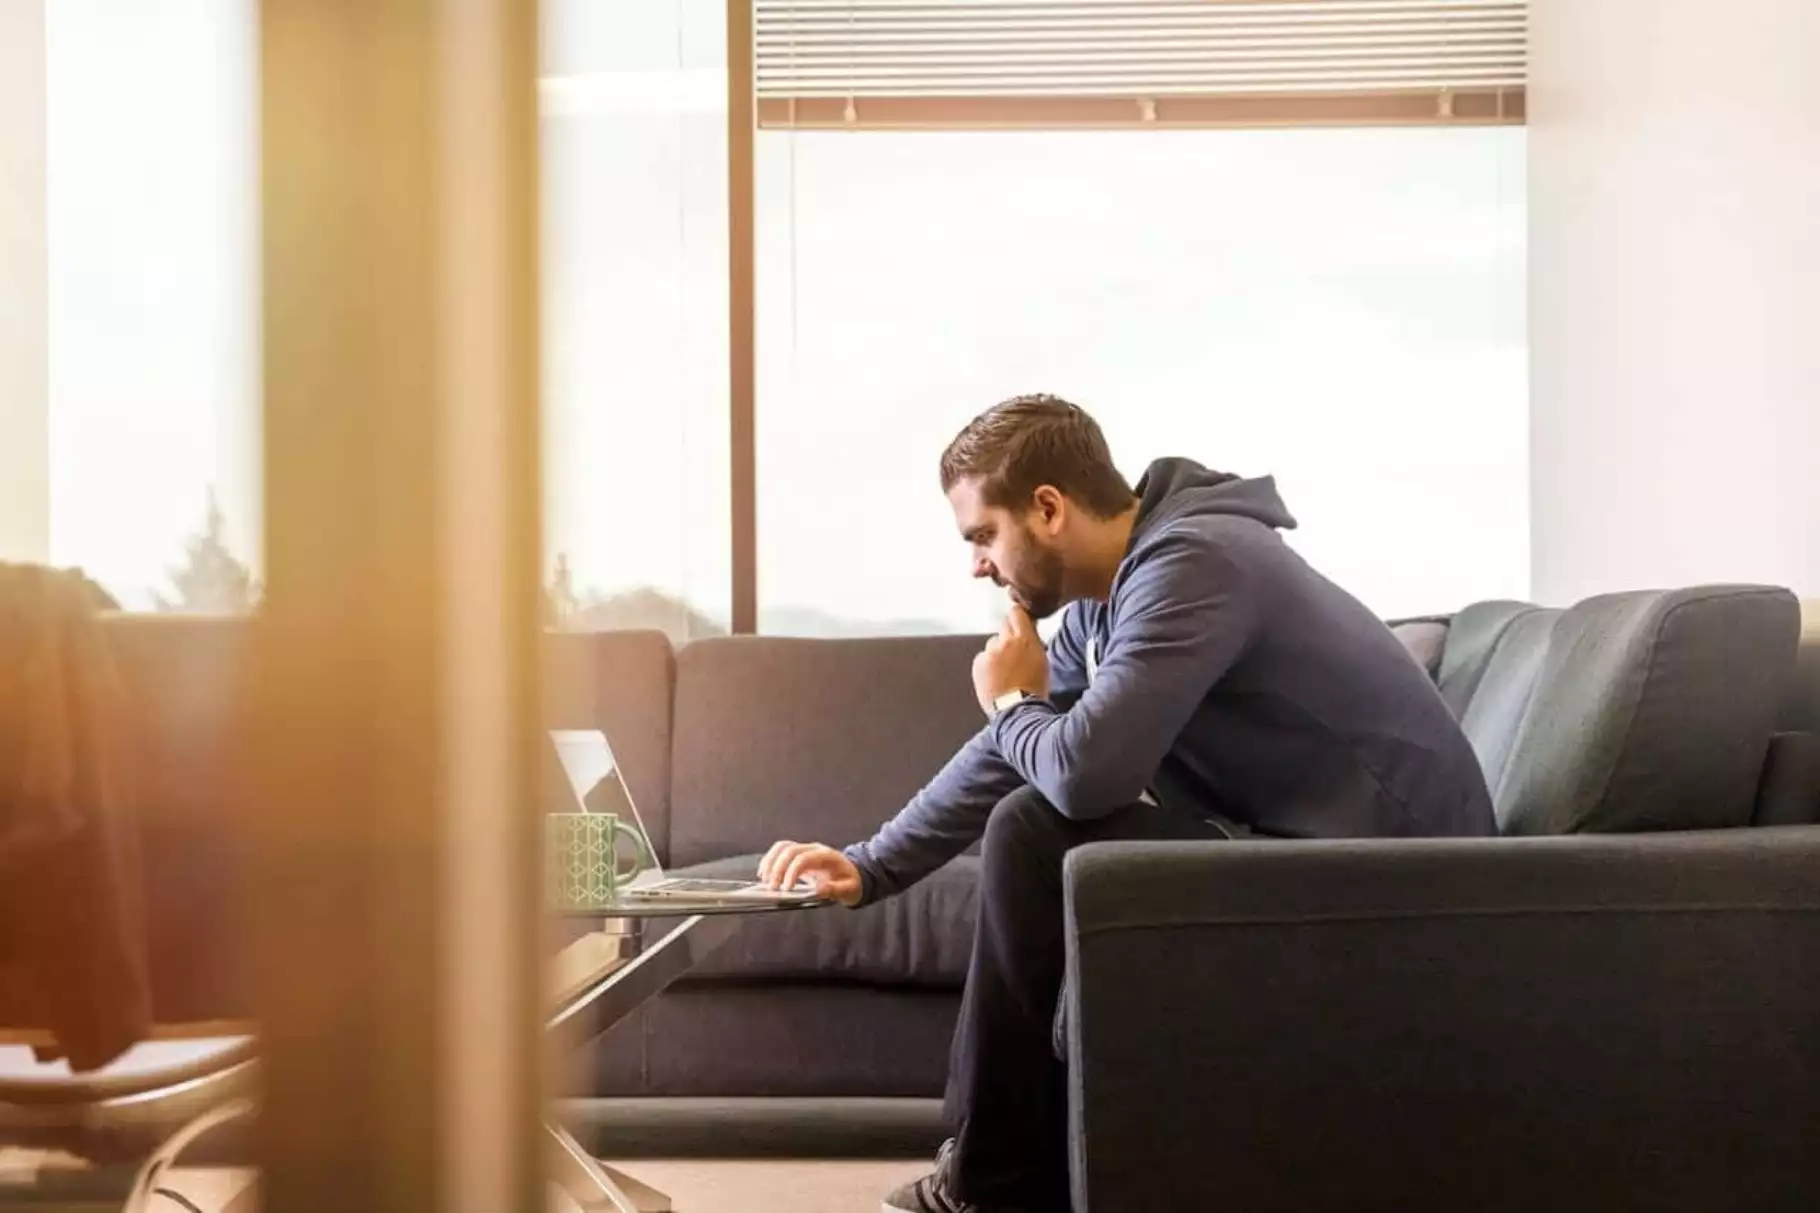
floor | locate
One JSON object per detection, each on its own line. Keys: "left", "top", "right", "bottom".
{"left": 7, "top": 1045, "right": 933, "bottom": 1211}
{"left": 1, "top": 1159, "right": 927, "bottom": 1213}
{"left": 551, "top": 1159, "right": 926, "bottom": 1213}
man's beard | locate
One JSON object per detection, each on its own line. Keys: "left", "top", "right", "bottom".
{"left": 1008, "top": 539, "right": 1067, "bottom": 620}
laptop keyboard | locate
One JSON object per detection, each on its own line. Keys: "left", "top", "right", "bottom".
{"left": 647, "top": 878, "right": 762, "bottom": 894}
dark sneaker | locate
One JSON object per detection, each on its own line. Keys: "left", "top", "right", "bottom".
{"left": 882, "top": 1139, "right": 976, "bottom": 1213}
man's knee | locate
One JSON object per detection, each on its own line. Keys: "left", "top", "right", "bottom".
{"left": 983, "top": 786, "right": 1064, "bottom": 855}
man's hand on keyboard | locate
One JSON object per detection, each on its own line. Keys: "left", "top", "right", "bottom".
{"left": 757, "top": 841, "right": 863, "bottom": 907}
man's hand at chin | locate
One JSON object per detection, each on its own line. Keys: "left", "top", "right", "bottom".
{"left": 756, "top": 840, "right": 864, "bottom": 907}
{"left": 972, "top": 605, "right": 1051, "bottom": 715}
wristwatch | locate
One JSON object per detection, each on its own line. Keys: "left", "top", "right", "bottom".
{"left": 991, "top": 688, "right": 1033, "bottom": 717}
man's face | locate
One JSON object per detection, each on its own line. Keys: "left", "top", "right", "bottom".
{"left": 948, "top": 477, "right": 1068, "bottom": 620}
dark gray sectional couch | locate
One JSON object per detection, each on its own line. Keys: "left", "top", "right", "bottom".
{"left": 1065, "top": 586, "right": 1820, "bottom": 1211}
{"left": 95, "top": 584, "right": 1820, "bottom": 1206}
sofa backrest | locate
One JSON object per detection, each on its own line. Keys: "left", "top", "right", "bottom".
{"left": 98, "top": 588, "right": 1814, "bottom": 950}
{"left": 541, "top": 628, "right": 676, "bottom": 862}
{"left": 667, "top": 634, "right": 984, "bottom": 867}
{"left": 90, "top": 616, "right": 682, "bottom": 1028}
{"left": 1386, "top": 617, "right": 1449, "bottom": 679}
{"left": 98, "top": 613, "right": 255, "bottom": 1023}
{"left": 1436, "top": 586, "right": 1800, "bottom": 835}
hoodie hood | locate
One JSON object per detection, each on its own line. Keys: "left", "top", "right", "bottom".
{"left": 1130, "top": 457, "right": 1298, "bottom": 545}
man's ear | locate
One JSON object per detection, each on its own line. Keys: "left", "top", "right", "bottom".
{"left": 1033, "top": 485, "right": 1065, "bottom": 531}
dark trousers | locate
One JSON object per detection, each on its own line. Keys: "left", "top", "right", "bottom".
{"left": 946, "top": 786, "right": 1236, "bottom": 1209}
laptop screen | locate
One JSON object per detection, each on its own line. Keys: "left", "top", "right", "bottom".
{"left": 547, "top": 729, "right": 663, "bottom": 881}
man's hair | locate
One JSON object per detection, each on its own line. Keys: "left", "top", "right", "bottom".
{"left": 939, "top": 394, "right": 1134, "bottom": 519}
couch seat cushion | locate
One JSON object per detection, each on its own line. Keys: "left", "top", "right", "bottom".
{"left": 668, "top": 854, "right": 977, "bottom": 989}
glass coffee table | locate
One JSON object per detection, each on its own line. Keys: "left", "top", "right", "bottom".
{"left": 546, "top": 894, "right": 826, "bottom": 1212}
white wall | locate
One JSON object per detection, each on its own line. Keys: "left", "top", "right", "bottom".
{"left": 0, "top": 0, "right": 49, "bottom": 562}
{"left": 1529, "top": 0, "right": 1820, "bottom": 603}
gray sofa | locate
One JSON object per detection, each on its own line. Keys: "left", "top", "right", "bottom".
{"left": 92, "top": 584, "right": 1820, "bottom": 1197}
{"left": 553, "top": 587, "right": 1817, "bottom": 1067}
{"left": 1065, "top": 587, "right": 1820, "bottom": 1211}
{"left": 541, "top": 627, "right": 985, "bottom": 1106}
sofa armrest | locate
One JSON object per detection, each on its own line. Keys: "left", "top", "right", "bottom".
{"left": 1062, "top": 831, "right": 1820, "bottom": 1213}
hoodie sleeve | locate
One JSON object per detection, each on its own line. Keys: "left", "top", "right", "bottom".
{"left": 840, "top": 602, "right": 1097, "bottom": 904}
{"left": 988, "top": 529, "right": 1258, "bottom": 820}
{"left": 841, "top": 727, "right": 1022, "bottom": 905}
{"left": 1044, "top": 600, "right": 1093, "bottom": 710}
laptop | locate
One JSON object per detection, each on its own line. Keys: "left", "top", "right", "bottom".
{"left": 548, "top": 728, "right": 820, "bottom": 904}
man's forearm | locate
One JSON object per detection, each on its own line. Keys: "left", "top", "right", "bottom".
{"left": 843, "top": 727, "right": 1023, "bottom": 904}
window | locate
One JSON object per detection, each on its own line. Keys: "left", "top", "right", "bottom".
{"left": 10, "top": 1, "right": 1531, "bottom": 638}
{"left": 756, "top": 125, "right": 1528, "bottom": 632}
{"left": 531, "top": 0, "right": 1529, "bottom": 638}
{"left": 748, "top": 0, "right": 1530, "bottom": 633}
{"left": 16, "top": 0, "right": 262, "bottom": 611}
{"left": 540, "top": 0, "right": 732, "bottom": 641}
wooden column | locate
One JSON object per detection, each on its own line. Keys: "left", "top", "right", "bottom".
{"left": 253, "top": 1, "right": 544, "bottom": 1209}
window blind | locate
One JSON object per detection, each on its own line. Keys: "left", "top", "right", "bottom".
{"left": 755, "top": 0, "right": 1526, "bottom": 129}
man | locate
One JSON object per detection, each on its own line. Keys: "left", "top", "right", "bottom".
{"left": 758, "top": 394, "right": 1495, "bottom": 1213}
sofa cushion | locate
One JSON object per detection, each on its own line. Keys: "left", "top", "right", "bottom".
{"left": 1449, "top": 606, "right": 1559, "bottom": 792}
{"left": 1451, "top": 586, "right": 1799, "bottom": 835}
{"left": 669, "top": 854, "right": 977, "bottom": 988}
{"left": 542, "top": 629, "right": 675, "bottom": 863}
{"left": 581, "top": 983, "right": 961, "bottom": 1098}
{"left": 1435, "top": 600, "right": 1542, "bottom": 719}
{"left": 1387, "top": 617, "right": 1449, "bottom": 679}
{"left": 1752, "top": 733, "right": 1820, "bottom": 826}
{"left": 668, "top": 635, "right": 985, "bottom": 867}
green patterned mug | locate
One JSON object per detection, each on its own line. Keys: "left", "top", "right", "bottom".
{"left": 545, "top": 812, "right": 651, "bottom": 911}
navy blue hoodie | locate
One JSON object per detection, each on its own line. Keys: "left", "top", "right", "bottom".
{"left": 844, "top": 457, "right": 1495, "bottom": 904}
